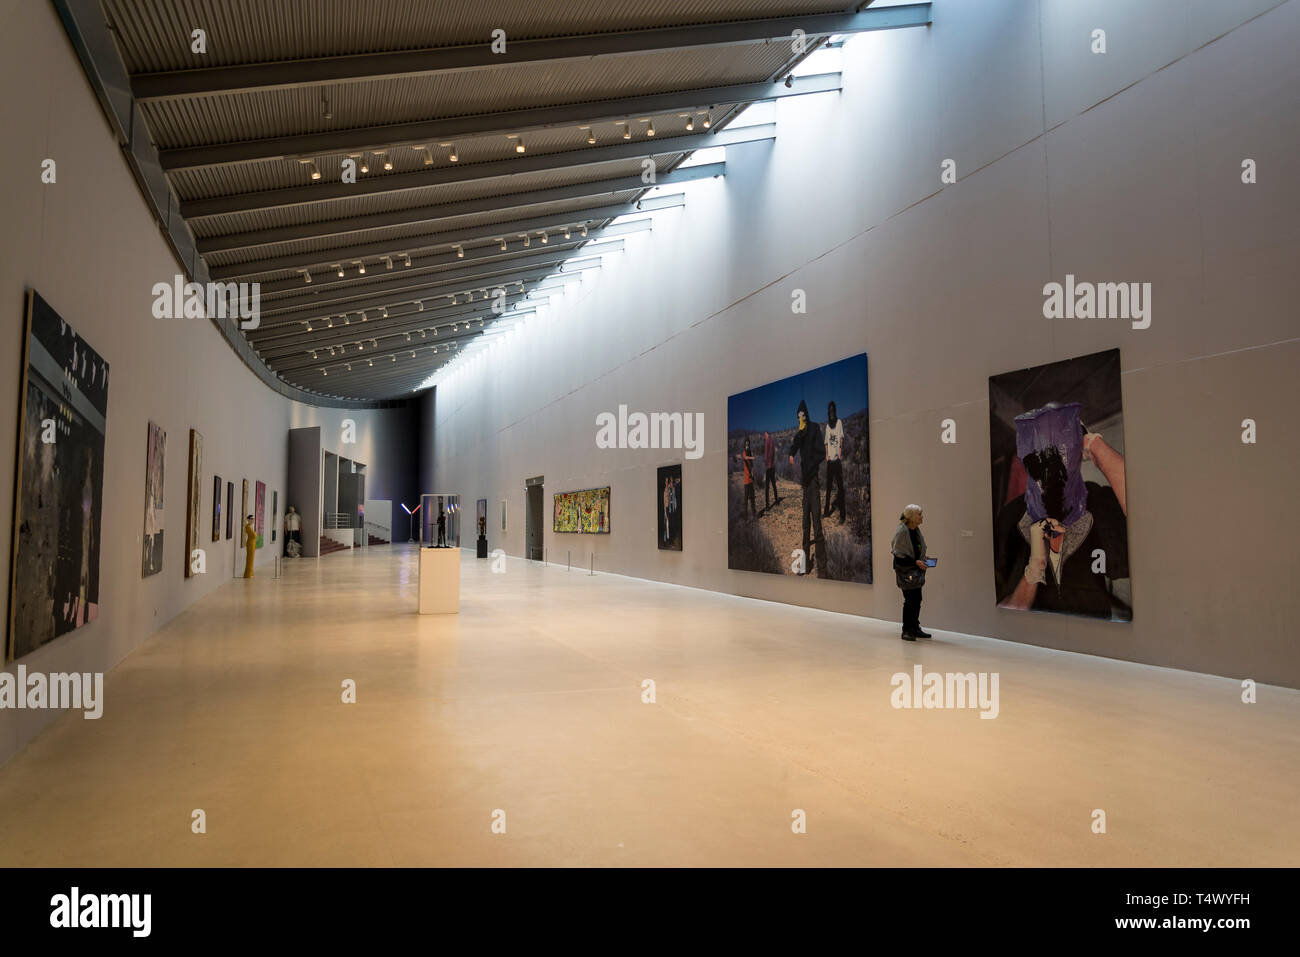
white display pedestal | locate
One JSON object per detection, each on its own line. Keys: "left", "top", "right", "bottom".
{"left": 418, "top": 547, "right": 460, "bottom": 614}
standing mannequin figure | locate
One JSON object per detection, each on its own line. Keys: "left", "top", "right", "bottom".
{"left": 284, "top": 505, "right": 302, "bottom": 556}
{"left": 243, "top": 514, "right": 256, "bottom": 578}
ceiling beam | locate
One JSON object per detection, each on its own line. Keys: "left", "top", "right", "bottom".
{"left": 261, "top": 249, "right": 618, "bottom": 317}
{"left": 180, "top": 125, "right": 772, "bottom": 219}
{"left": 264, "top": 298, "right": 543, "bottom": 368}
{"left": 198, "top": 162, "right": 721, "bottom": 254}
{"left": 273, "top": 305, "right": 546, "bottom": 376}
{"left": 132, "top": 7, "right": 930, "bottom": 101}
{"left": 209, "top": 193, "right": 683, "bottom": 279}
{"left": 158, "top": 74, "right": 839, "bottom": 171}
{"left": 253, "top": 289, "right": 535, "bottom": 348}
{"left": 258, "top": 218, "right": 650, "bottom": 295}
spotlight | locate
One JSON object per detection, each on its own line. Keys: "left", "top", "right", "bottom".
{"left": 403, "top": 253, "right": 412, "bottom": 267}
{"left": 564, "top": 227, "right": 571, "bottom": 240}
{"left": 417, "top": 301, "right": 424, "bottom": 312}
{"left": 702, "top": 112, "right": 711, "bottom": 129}
{"left": 418, "top": 145, "right": 433, "bottom": 166}
{"left": 360, "top": 154, "right": 370, "bottom": 173}
{"left": 322, "top": 369, "right": 327, "bottom": 375}
{"left": 357, "top": 261, "right": 366, "bottom": 274}
{"left": 540, "top": 232, "right": 548, "bottom": 244}
{"left": 514, "top": 137, "right": 526, "bottom": 154}
{"left": 335, "top": 264, "right": 344, "bottom": 277}
{"left": 420, "top": 329, "right": 426, "bottom": 337}
{"left": 383, "top": 256, "right": 393, "bottom": 270}
{"left": 410, "top": 351, "right": 415, "bottom": 358}
{"left": 523, "top": 234, "right": 530, "bottom": 247}
{"left": 580, "top": 224, "right": 587, "bottom": 237}
{"left": 405, "top": 332, "right": 411, "bottom": 341}
{"left": 381, "top": 307, "right": 388, "bottom": 318}
{"left": 684, "top": 114, "right": 694, "bottom": 131}
{"left": 368, "top": 359, "right": 373, "bottom": 367}
{"left": 582, "top": 127, "right": 596, "bottom": 145}
{"left": 376, "top": 150, "right": 392, "bottom": 171}
{"left": 622, "top": 124, "right": 631, "bottom": 140}
{"left": 454, "top": 244, "right": 464, "bottom": 259}
{"left": 343, "top": 316, "right": 350, "bottom": 325}
{"left": 499, "top": 237, "right": 507, "bottom": 251}
{"left": 300, "top": 269, "right": 312, "bottom": 284}
{"left": 784, "top": 74, "right": 793, "bottom": 89}
{"left": 646, "top": 120, "right": 655, "bottom": 137}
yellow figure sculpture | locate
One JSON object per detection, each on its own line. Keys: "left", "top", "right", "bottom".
{"left": 243, "top": 515, "right": 256, "bottom": 578}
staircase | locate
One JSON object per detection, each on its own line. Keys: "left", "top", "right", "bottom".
{"left": 319, "top": 536, "right": 349, "bottom": 556}
{"left": 368, "top": 534, "right": 388, "bottom": 546}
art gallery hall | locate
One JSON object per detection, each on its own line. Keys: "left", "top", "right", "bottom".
{"left": 2, "top": 0, "right": 1299, "bottom": 888}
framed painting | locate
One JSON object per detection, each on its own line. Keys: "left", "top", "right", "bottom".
{"left": 254, "top": 480, "right": 266, "bottom": 548}
{"left": 142, "top": 420, "right": 166, "bottom": 577}
{"left": 8, "top": 291, "right": 109, "bottom": 662}
{"left": 184, "top": 429, "right": 203, "bottom": 578}
{"left": 212, "top": 476, "right": 222, "bottom": 542}
{"left": 553, "top": 487, "right": 611, "bottom": 534}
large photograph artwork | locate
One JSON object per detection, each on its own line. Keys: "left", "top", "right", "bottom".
{"left": 8, "top": 291, "right": 110, "bottom": 661}
{"left": 989, "top": 348, "right": 1131, "bottom": 622}
{"left": 726, "top": 354, "right": 870, "bottom": 581}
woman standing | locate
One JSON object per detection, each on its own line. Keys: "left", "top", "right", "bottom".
{"left": 891, "top": 504, "right": 931, "bottom": 640}
{"left": 243, "top": 514, "right": 256, "bottom": 578}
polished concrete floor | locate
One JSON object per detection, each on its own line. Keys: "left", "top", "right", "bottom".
{"left": 0, "top": 544, "right": 1296, "bottom": 867}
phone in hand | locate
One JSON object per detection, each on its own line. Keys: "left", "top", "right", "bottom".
{"left": 924, "top": 558, "right": 938, "bottom": 567}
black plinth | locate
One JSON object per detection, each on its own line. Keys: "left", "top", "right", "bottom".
{"left": 476, "top": 535, "right": 488, "bottom": 558}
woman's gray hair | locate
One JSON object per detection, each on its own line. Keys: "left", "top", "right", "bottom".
{"left": 899, "top": 503, "right": 923, "bottom": 523}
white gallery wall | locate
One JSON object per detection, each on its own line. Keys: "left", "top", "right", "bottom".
{"left": 0, "top": 0, "right": 415, "bottom": 766}
{"left": 433, "top": 0, "right": 1300, "bottom": 686}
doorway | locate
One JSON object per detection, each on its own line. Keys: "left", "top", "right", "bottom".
{"left": 525, "top": 476, "right": 544, "bottom": 561}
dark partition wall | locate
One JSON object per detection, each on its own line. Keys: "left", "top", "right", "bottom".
{"left": 288, "top": 427, "right": 322, "bottom": 558}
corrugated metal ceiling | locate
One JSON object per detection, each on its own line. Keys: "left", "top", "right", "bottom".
{"left": 105, "top": 0, "right": 849, "bottom": 72}
{"left": 97, "top": 0, "right": 838, "bottom": 396}
{"left": 136, "top": 45, "right": 787, "bottom": 148}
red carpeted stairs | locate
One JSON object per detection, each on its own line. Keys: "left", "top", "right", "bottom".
{"left": 318, "top": 536, "right": 349, "bottom": 555}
